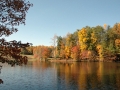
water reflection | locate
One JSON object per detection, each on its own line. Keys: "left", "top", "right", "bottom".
{"left": 0, "top": 79, "right": 3, "bottom": 84}
{"left": 0, "top": 61, "right": 120, "bottom": 90}
{"left": 32, "top": 61, "right": 120, "bottom": 90}
{"left": 0, "top": 65, "right": 2, "bottom": 74}
{"left": 0, "top": 65, "right": 3, "bottom": 84}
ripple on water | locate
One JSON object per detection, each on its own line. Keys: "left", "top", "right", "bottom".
{"left": 1, "top": 62, "right": 120, "bottom": 90}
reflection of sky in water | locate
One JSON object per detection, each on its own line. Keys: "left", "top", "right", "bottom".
{"left": 0, "top": 63, "right": 58, "bottom": 90}
{"left": 0, "top": 62, "right": 120, "bottom": 90}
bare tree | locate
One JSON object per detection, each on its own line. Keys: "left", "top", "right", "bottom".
{"left": 51, "top": 34, "right": 57, "bottom": 58}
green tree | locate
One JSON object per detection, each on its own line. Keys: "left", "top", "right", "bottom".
{"left": 21, "top": 46, "right": 33, "bottom": 55}
{"left": 21, "top": 48, "right": 28, "bottom": 55}
{"left": 106, "top": 27, "right": 117, "bottom": 54}
{"left": 56, "top": 36, "right": 63, "bottom": 57}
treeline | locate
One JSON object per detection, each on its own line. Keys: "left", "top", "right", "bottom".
{"left": 20, "top": 46, "right": 33, "bottom": 55}
{"left": 33, "top": 46, "right": 53, "bottom": 60}
{"left": 27, "top": 23, "right": 120, "bottom": 61}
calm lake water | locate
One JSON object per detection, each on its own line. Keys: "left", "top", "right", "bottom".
{"left": 0, "top": 61, "right": 120, "bottom": 90}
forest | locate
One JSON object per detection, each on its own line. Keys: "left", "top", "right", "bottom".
{"left": 24, "top": 23, "right": 120, "bottom": 62}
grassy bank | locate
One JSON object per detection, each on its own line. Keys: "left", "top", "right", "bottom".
{"left": 22, "top": 55, "right": 36, "bottom": 61}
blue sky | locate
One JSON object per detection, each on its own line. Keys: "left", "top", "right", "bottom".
{"left": 4, "top": 0, "right": 120, "bottom": 46}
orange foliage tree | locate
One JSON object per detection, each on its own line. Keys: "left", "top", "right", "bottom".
{"left": 115, "top": 39, "right": 120, "bottom": 52}
{"left": 33, "top": 46, "right": 52, "bottom": 60}
{"left": 42, "top": 46, "right": 51, "bottom": 60}
{"left": 71, "top": 45, "right": 80, "bottom": 60}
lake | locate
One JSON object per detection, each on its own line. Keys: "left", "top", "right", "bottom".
{"left": 0, "top": 61, "right": 120, "bottom": 90}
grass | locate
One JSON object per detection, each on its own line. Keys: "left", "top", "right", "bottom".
{"left": 22, "top": 55, "right": 36, "bottom": 61}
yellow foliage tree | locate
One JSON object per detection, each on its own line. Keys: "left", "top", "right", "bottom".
{"left": 78, "top": 28, "right": 88, "bottom": 51}
{"left": 91, "top": 32, "right": 97, "bottom": 45}
{"left": 103, "top": 24, "right": 107, "bottom": 30}
{"left": 65, "top": 33, "right": 72, "bottom": 59}
{"left": 65, "top": 46, "right": 70, "bottom": 59}
{"left": 96, "top": 45, "right": 103, "bottom": 61}
{"left": 113, "top": 23, "right": 120, "bottom": 35}
{"left": 60, "top": 42, "right": 65, "bottom": 58}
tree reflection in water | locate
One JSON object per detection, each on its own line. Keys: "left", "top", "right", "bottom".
{"left": 0, "top": 65, "right": 3, "bottom": 84}
{"left": 0, "top": 79, "right": 3, "bottom": 84}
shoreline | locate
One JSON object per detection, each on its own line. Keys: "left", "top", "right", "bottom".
{"left": 22, "top": 55, "right": 120, "bottom": 62}
{"left": 48, "top": 59, "right": 78, "bottom": 63}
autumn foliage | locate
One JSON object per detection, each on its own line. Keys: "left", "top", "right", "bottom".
{"left": 33, "top": 46, "right": 52, "bottom": 60}
{"left": 33, "top": 23, "right": 120, "bottom": 61}
{"left": 71, "top": 46, "right": 80, "bottom": 60}
{"left": 0, "top": 0, "right": 33, "bottom": 66}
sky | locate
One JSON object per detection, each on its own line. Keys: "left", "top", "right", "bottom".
{"left": 4, "top": 0, "right": 120, "bottom": 46}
